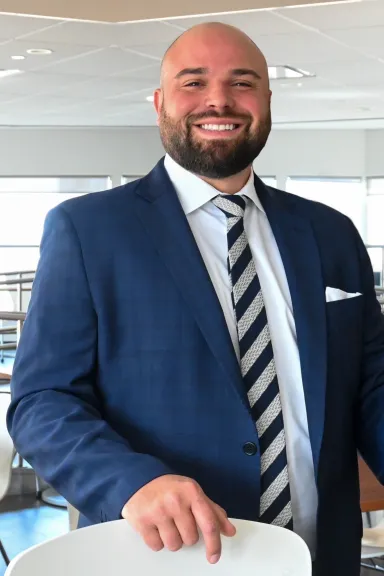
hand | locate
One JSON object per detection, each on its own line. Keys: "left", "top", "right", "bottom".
{"left": 122, "top": 474, "right": 236, "bottom": 564}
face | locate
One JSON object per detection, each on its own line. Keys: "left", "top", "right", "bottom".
{"left": 154, "top": 27, "right": 272, "bottom": 179}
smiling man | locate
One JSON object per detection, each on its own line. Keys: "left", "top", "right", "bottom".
{"left": 7, "top": 23, "right": 384, "bottom": 576}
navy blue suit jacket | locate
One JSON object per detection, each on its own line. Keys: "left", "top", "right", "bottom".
{"left": 7, "top": 159, "right": 384, "bottom": 576}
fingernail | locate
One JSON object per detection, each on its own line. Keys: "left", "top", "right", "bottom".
{"left": 210, "top": 554, "right": 220, "bottom": 564}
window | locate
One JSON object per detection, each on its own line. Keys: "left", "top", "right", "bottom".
{"left": 367, "top": 178, "right": 384, "bottom": 245}
{"left": 121, "top": 176, "right": 142, "bottom": 185}
{"left": 260, "top": 177, "right": 277, "bottom": 187}
{"left": 0, "top": 177, "right": 111, "bottom": 273}
{"left": 366, "top": 178, "right": 384, "bottom": 286}
{"left": 286, "top": 177, "right": 365, "bottom": 237}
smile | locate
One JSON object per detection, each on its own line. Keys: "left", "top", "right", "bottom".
{"left": 198, "top": 123, "right": 239, "bottom": 131}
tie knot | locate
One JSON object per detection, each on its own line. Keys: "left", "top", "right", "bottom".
{"left": 212, "top": 194, "right": 246, "bottom": 218}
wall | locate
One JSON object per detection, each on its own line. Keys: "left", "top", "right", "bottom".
{"left": 0, "top": 126, "right": 383, "bottom": 187}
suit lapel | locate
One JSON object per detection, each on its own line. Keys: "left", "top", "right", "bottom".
{"left": 134, "top": 160, "right": 249, "bottom": 413}
{"left": 257, "top": 177, "right": 327, "bottom": 477}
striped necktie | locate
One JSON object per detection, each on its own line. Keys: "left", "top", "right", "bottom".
{"left": 212, "top": 194, "right": 293, "bottom": 530}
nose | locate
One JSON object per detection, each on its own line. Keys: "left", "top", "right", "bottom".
{"left": 204, "top": 82, "right": 235, "bottom": 111}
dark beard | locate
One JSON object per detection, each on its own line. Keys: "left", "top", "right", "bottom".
{"left": 158, "top": 108, "right": 271, "bottom": 179}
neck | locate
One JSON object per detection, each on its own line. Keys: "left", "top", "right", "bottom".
{"left": 198, "top": 166, "right": 252, "bottom": 195}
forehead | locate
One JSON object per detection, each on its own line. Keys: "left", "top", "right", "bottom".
{"left": 166, "top": 33, "right": 261, "bottom": 77}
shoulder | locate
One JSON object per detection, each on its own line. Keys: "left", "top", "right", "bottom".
{"left": 264, "top": 184, "right": 353, "bottom": 227}
{"left": 58, "top": 178, "right": 142, "bottom": 216}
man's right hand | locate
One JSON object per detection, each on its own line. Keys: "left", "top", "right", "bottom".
{"left": 121, "top": 474, "right": 237, "bottom": 564}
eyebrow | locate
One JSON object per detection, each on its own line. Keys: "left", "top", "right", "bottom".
{"left": 174, "top": 67, "right": 261, "bottom": 80}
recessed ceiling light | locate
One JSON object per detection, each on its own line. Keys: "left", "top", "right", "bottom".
{"left": 26, "top": 48, "right": 53, "bottom": 55}
{"left": 268, "top": 66, "right": 313, "bottom": 80}
{"left": 0, "top": 69, "right": 22, "bottom": 78}
{"left": 146, "top": 95, "right": 155, "bottom": 102}
{"left": 11, "top": 55, "right": 25, "bottom": 61}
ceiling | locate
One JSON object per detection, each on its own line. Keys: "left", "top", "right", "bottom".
{"left": 0, "top": 0, "right": 352, "bottom": 22}
{"left": 0, "top": 0, "right": 383, "bottom": 128}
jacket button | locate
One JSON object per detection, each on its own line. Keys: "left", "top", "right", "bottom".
{"left": 243, "top": 442, "right": 257, "bottom": 456}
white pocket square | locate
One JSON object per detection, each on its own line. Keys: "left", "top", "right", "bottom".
{"left": 326, "top": 286, "right": 362, "bottom": 303}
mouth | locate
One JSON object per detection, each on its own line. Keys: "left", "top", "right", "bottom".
{"left": 193, "top": 122, "right": 244, "bottom": 138}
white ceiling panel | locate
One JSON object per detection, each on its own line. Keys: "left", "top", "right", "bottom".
{"left": 257, "top": 32, "right": 359, "bottom": 65}
{"left": 0, "top": 40, "right": 101, "bottom": 71}
{"left": 276, "top": 0, "right": 384, "bottom": 31}
{"left": 168, "top": 10, "right": 303, "bottom": 36}
{"left": 327, "top": 27, "right": 384, "bottom": 60}
{"left": 0, "top": 72, "right": 92, "bottom": 95}
{"left": 53, "top": 76, "right": 157, "bottom": 99}
{"left": 48, "top": 47, "right": 154, "bottom": 76}
{"left": 306, "top": 59, "right": 384, "bottom": 87}
{"left": 23, "top": 19, "right": 182, "bottom": 48}
{"left": 0, "top": 14, "right": 65, "bottom": 41}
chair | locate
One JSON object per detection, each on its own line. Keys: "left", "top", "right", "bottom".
{"left": 5, "top": 518, "right": 312, "bottom": 576}
{"left": 359, "top": 457, "right": 384, "bottom": 572}
{"left": 0, "top": 391, "right": 16, "bottom": 566}
{"left": 361, "top": 521, "right": 384, "bottom": 572}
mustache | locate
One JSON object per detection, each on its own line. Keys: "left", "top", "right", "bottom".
{"left": 186, "top": 111, "right": 252, "bottom": 126}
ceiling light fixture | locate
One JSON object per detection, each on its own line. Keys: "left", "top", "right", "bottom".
{"left": 11, "top": 55, "right": 25, "bottom": 61}
{"left": 0, "top": 69, "right": 22, "bottom": 78}
{"left": 268, "top": 66, "right": 313, "bottom": 80}
{"left": 26, "top": 48, "right": 53, "bottom": 55}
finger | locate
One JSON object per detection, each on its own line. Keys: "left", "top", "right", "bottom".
{"left": 191, "top": 497, "right": 222, "bottom": 564}
{"left": 141, "top": 525, "right": 164, "bottom": 552}
{"left": 211, "top": 502, "right": 237, "bottom": 537}
{"left": 157, "top": 519, "right": 184, "bottom": 552}
{"left": 174, "top": 509, "right": 200, "bottom": 546}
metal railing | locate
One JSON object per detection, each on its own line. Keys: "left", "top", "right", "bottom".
{"left": 0, "top": 271, "right": 35, "bottom": 361}
{"left": 0, "top": 276, "right": 34, "bottom": 313}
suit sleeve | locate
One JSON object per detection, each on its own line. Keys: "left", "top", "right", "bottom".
{"left": 7, "top": 205, "right": 174, "bottom": 523}
{"left": 355, "top": 229, "right": 384, "bottom": 482}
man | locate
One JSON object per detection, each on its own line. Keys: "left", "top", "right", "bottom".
{"left": 7, "top": 22, "right": 384, "bottom": 576}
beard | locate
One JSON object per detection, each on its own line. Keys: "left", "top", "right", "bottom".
{"left": 158, "top": 106, "right": 271, "bottom": 179}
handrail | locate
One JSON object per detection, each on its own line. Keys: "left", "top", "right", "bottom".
{"left": 0, "top": 278, "right": 34, "bottom": 286}
{"left": 0, "top": 270, "right": 35, "bottom": 277}
{"left": 0, "top": 312, "right": 26, "bottom": 321}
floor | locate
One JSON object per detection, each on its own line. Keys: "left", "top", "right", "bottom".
{"left": 0, "top": 494, "right": 68, "bottom": 575}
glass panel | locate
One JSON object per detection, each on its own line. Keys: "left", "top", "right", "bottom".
{"left": 260, "top": 177, "right": 277, "bottom": 187}
{"left": 368, "top": 178, "right": 384, "bottom": 196}
{"left": 0, "top": 192, "right": 86, "bottom": 245}
{"left": 0, "top": 176, "right": 111, "bottom": 193}
{"left": 367, "top": 247, "right": 384, "bottom": 287}
{"left": 286, "top": 178, "right": 365, "bottom": 236}
{"left": 121, "top": 176, "right": 141, "bottom": 185}
{"left": 367, "top": 196, "right": 384, "bottom": 245}
{"left": 0, "top": 247, "right": 40, "bottom": 274}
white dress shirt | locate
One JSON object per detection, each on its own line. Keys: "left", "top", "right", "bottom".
{"left": 164, "top": 154, "right": 318, "bottom": 557}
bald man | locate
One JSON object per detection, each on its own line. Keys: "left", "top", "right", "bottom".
{"left": 7, "top": 23, "right": 384, "bottom": 576}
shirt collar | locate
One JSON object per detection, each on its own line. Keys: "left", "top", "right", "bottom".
{"left": 164, "top": 154, "right": 265, "bottom": 215}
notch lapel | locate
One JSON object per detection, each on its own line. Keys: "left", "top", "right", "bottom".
{"left": 257, "top": 178, "right": 327, "bottom": 477}
{"left": 134, "top": 160, "right": 249, "bottom": 413}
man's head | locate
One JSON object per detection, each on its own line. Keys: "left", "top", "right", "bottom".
{"left": 154, "top": 22, "right": 272, "bottom": 180}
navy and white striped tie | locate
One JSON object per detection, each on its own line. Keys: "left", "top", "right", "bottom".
{"left": 212, "top": 194, "right": 293, "bottom": 530}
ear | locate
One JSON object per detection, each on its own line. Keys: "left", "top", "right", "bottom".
{"left": 154, "top": 89, "right": 162, "bottom": 125}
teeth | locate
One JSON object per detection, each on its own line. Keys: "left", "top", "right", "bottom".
{"left": 200, "top": 124, "right": 237, "bottom": 131}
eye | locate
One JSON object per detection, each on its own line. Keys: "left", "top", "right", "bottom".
{"left": 233, "top": 81, "right": 252, "bottom": 87}
{"left": 184, "top": 81, "right": 203, "bottom": 87}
